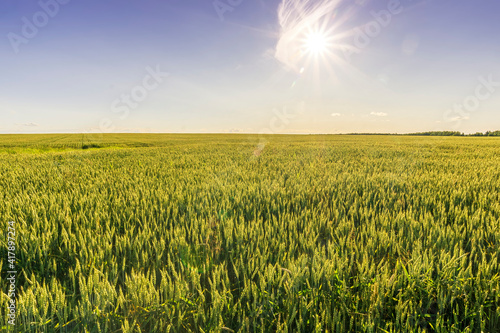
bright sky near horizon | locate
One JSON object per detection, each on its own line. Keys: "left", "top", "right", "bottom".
{"left": 1, "top": 0, "right": 499, "bottom": 134}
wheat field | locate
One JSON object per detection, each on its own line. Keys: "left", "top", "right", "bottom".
{"left": 0, "top": 134, "right": 499, "bottom": 332}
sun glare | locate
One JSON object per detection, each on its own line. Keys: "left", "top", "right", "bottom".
{"left": 304, "top": 31, "right": 329, "bottom": 55}
{"left": 275, "top": 0, "right": 354, "bottom": 75}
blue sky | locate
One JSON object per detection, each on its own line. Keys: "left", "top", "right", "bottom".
{"left": 1, "top": 0, "right": 499, "bottom": 134}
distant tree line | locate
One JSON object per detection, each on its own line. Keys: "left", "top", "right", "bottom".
{"left": 467, "top": 130, "right": 500, "bottom": 137}
{"left": 344, "top": 131, "right": 500, "bottom": 136}
{"left": 407, "top": 131, "right": 500, "bottom": 137}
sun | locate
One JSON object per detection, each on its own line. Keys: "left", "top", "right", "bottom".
{"left": 304, "top": 31, "right": 329, "bottom": 56}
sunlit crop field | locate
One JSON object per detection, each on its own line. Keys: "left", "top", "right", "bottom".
{"left": 0, "top": 134, "right": 499, "bottom": 332}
